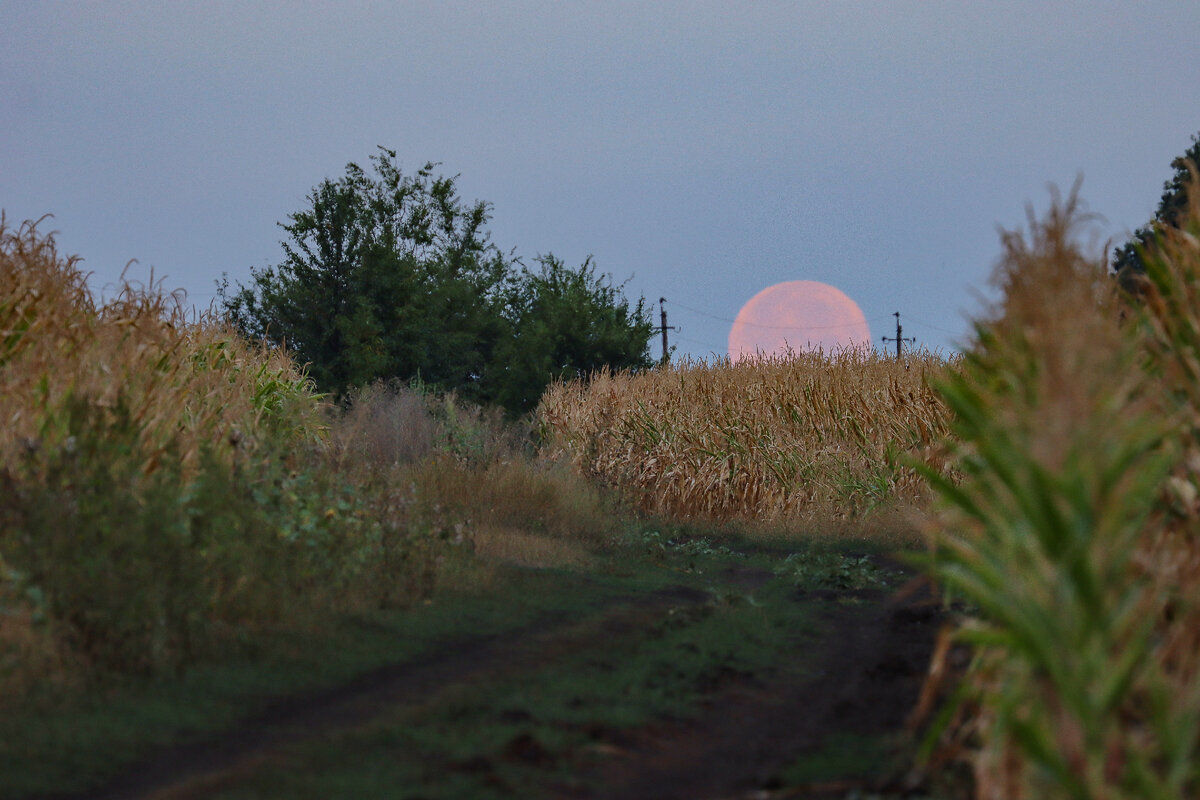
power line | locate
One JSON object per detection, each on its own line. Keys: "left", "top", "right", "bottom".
{"left": 902, "top": 315, "right": 962, "bottom": 336}
{"left": 674, "top": 334, "right": 728, "bottom": 352}
{"left": 668, "top": 299, "right": 893, "bottom": 331}
{"left": 666, "top": 300, "right": 739, "bottom": 323}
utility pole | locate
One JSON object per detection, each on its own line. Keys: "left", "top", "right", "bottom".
{"left": 881, "top": 311, "right": 915, "bottom": 358}
{"left": 656, "top": 297, "right": 677, "bottom": 366}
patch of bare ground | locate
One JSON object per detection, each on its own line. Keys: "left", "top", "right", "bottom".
{"left": 570, "top": 579, "right": 944, "bottom": 800}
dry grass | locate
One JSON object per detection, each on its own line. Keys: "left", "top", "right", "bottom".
{"left": 331, "top": 380, "right": 437, "bottom": 468}
{"left": 329, "top": 380, "right": 623, "bottom": 570}
{"left": 538, "top": 348, "right": 955, "bottom": 525}
{"left": 470, "top": 526, "right": 596, "bottom": 569}
{"left": 400, "top": 455, "right": 622, "bottom": 568}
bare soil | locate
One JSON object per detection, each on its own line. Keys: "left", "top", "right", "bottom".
{"left": 576, "top": 585, "right": 943, "bottom": 800}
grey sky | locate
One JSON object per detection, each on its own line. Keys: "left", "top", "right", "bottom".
{"left": 3, "top": 2, "right": 1198, "bottom": 360}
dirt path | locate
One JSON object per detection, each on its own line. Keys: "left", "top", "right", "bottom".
{"left": 579, "top": 584, "right": 942, "bottom": 799}
{"left": 58, "top": 585, "right": 713, "bottom": 800}
{"left": 43, "top": 559, "right": 945, "bottom": 800}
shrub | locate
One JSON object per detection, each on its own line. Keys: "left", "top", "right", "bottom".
{"left": 331, "top": 380, "right": 438, "bottom": 469}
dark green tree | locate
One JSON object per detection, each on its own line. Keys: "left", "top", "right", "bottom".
{"left": 221, "top": 148, "right": 510, "bottom": 400}
{"left": 222, "top": 148, "right": 654, "bottom": 414}
{"left": 1112, "top": 132, "right": 1200, "bottom": 277}
{"left": 489, "top": 255, "right": 655, "bottom": 413}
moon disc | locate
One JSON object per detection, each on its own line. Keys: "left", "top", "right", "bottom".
{"left": 728, "top": 280, "right": 871, "bottom": 362}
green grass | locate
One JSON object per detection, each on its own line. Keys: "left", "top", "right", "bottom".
{"left": 777, "top": 732, "right": 895, "bottom": 785}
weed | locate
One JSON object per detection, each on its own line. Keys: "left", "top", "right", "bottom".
{"left": 776, "top": 549, "right": 892, "bottom": 592}
{"left": 640, "top": 530, "right": 742, "bottom": 559}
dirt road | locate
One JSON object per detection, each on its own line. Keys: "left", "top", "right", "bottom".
{"left": 582, "top": 586, "right": 942, "bottom": 800}
{"left": 32, "top": 548, "right": 946, "bottom": 800}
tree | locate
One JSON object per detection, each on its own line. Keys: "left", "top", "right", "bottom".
{"left": 222, "top": 148, "right": 654, "bottom": 414}
{"left": 221, "top": 148, "right": 510, "bottom": 400}
{"left": 489, "top": 255, "right": 655, "bottom": 413}
{"left": 1112, "top": 132, "right": 1200, "bottom": 277}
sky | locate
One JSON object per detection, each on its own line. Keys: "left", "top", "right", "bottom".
{"left": 3, "top": 2, "right": 1199, "bottom": 362}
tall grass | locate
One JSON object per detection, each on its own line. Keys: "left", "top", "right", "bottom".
{"left": 538, "top": 348, "right": 954, "bottom": 523}
{"left": 335, "top": 380, "right": 625, "bottom": 568}
{"left": 917, "top": 182, "right": 1200, "bottom": 798}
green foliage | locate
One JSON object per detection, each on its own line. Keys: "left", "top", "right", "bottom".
{"left": 221, "top": 148, "right": 653, "bottom": 414}
{"left": 639, "top": 530, "right": 745, "bottom": 573}
{"left": 918, "top": 185, "right": 1200, "bottom": 797}
{"left": 920, "top": 347, "right": 1187, "bottom": 796}
{"left": 775, "top": 549, "right": 892, "bottom": 592}
{"left": 1112, "top": 132, "right": 1200, "bottom": 276}
{"left": 222, "top": 149, "right": 508, "bottom": 399}
{"left": 490, "top": 254, "right": 654, "bottom": 413}
{"left": 188, "top": 336, "right": 325, "bottom": 444}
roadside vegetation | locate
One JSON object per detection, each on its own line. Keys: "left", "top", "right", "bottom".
{"left": 0, "top": 215, "right": 620, "bottom": 693}
{"left": 917, "top": 172, "right": 1200, "bottom": 798}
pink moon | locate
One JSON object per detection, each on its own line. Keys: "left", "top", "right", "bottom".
{"left": 728, "top": 280, "right": 871, "bottom": 362}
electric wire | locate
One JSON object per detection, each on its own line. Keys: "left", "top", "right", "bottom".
{"left": 901, "top": 315, "right": 963, "bottom": 336}
{"left": 674, "top": 333, "right": 728, "bottom": 352}
{"left": 667, "top": 299, "right": 895, "bottom": 331}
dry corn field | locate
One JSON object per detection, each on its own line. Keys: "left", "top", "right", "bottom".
{"left": 538, "top": 348, "right": 956, "bottom": 523}
{"left": 0, "top": 215, "right": 321, "bottom": 481}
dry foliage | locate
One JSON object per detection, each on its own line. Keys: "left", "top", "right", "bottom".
{"left": 538, "top": 348, "right": 955, "bottom": 523}
{"left": 326, "top": 380, "right": 622, "bottom": 569}
{"left": 0, "top": 214, "right": 321, "bottom": 477}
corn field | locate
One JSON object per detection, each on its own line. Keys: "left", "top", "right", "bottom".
{"left": 0, "top": 215, "right": 322, "bottom": 479}
{"left": 914, "top": 180, "right": 1200, "bottom": 799}
{"left": 538, "top": 347, "right": 955, "bottom": 523}
{"left": 0, "top": 217, "right": 436, "bottom": 679}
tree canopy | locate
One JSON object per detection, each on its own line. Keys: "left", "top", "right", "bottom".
{"left": 490, "top": 254, "right": 654, "bottom": 413}
{"left": 1112, "top": 132, "right": 1200, "bottom": 277}
{"left": 221, "top": 148, "right": 653, "bottom": 414}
